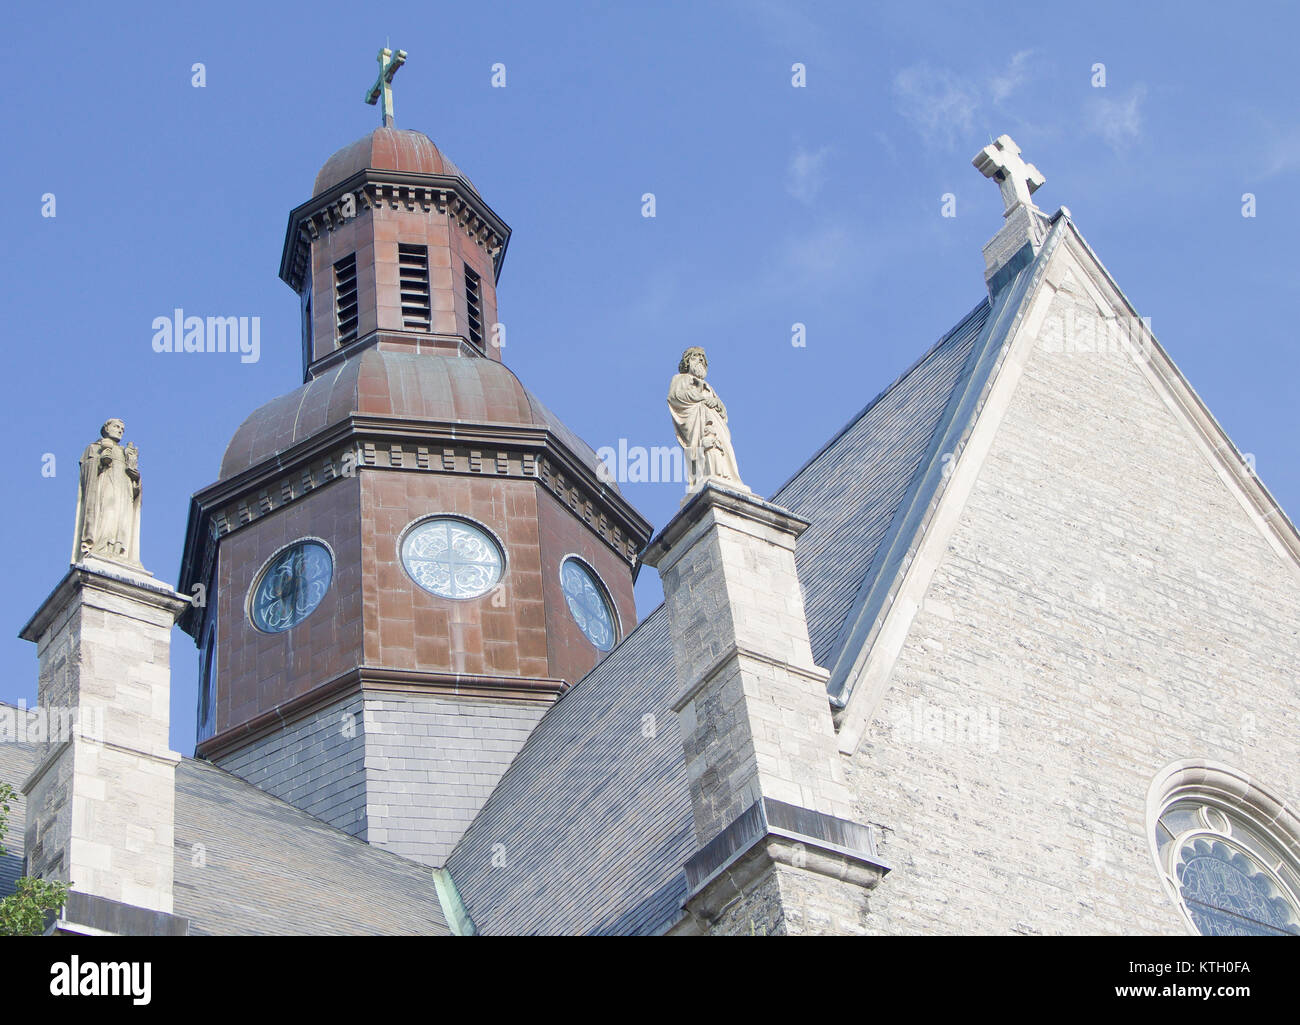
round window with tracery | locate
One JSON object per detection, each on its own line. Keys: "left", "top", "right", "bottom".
{"left": 561, "top": 558, "right": 616, "bottom": 651}
{"left": 249, "top": 540, "right": 334, "bottom": 633}
{"left": 401, "top": 517, "right": 504, "bottom": 600}
{"left": 1155, "top": 797, "right": 1300, "bottom": 937}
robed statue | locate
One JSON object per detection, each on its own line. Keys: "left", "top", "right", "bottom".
{"left": 668, "top": 347, "right": 746, "bottom": 496}
{"left": 72, "top": 418, "right": 143, "bottom": 566}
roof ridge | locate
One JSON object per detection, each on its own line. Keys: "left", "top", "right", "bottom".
{"left": 823, "top": 217, "right": 1070, "bottom": 705}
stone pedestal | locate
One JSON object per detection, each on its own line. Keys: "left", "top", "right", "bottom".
{"left": 643, "top": 483, "right": 888, "bottom": 934}
{"left": 18, "top": 562, "right": 190, "bottom": 915}
{"left": 982, "top": 202, "right": 1051, "bottom": 295}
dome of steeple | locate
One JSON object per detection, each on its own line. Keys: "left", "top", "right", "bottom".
{"left": 219, "top": 349, "right": 611, "bottom": 487}
{"left": 312, "top": 127, "right": 479, "bottom": 196}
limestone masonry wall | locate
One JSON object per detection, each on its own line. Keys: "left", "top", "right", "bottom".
{"left": 846, "top": 272, "right": 1300, "bottom": 934}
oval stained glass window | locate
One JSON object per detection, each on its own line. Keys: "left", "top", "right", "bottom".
{"left": 401, "top": 517, "right": 504, "bottom": 600}
{"left": 561, "top": 558, "right": 616, "bottom": 651}
{"left": 249, "top": 540, "right": 333, "bottom": 633}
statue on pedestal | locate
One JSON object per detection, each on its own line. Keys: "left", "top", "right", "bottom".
{"left": 668, "top": 347, "right": 746, "bottom": 496}
{"left": 72, "top": 419, "right": 143, "bottom": 567}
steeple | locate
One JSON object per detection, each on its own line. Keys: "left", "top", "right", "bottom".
{"left": 279, "top": 52, "right": 510, "bottom": 379}
{"left": 177, "top": 52, "right": 651, "bottom": 869}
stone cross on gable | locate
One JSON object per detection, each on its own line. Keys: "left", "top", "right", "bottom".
{"left": 973, "top": 135, "right": 1045, "bottom": 215}
{"left": 365, "top": 47, "right": 408, "bottom": 127}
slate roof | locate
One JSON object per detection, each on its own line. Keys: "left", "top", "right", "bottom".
{"left": 820, "top": 233, "right": 1058, "bottom": 700}
{"left": 777, "top": 300, "right": 992, "bottom": 670}
{"left": 446, "top": 609, "right": 693, "bottom": 935}
{"left": 0, "top": 705, "right": 451, "bottom": 935}
{"left": 444, "top": 222, "right": 1065, "bottom": 934}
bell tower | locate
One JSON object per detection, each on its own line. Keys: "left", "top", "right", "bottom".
{"left": 284, "top": 127, "right": 509, "bottom": 374}
{"left": 178, "top": 51, "right": 652, "bottom": 867}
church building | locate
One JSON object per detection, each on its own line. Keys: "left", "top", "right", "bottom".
{"left": 3, "top": 56, "right": 1298, "bottom": 936}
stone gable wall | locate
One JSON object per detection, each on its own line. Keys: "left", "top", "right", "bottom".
{"left": 844, "top": 264, "right": 1300, "bottom": 934}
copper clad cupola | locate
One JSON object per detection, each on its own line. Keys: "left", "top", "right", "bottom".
{"left": 177, "top": 74, "right": 652, "bottom": 866}
{"left": 280, "top": 126, "right": 511, "bottom": 375}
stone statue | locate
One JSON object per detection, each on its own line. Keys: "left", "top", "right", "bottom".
{"left": 72, "top": 419, "right": 143, "bottom": 566}
{"left": 668, "top": 347, "right": 746, "bottom": 496}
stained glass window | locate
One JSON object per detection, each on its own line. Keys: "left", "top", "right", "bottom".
{"left": 401, "top": 517, "right": 503, "bottom": 600}
{"left": 250, "top": 540, "right": 333, "bottom": 633}
{"left": 561, "top": 558, "right": 616, "bottom": 651}
{"left": 1156, "top": 799, "right": 1300, "bottom": 937}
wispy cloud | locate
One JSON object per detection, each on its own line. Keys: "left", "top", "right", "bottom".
{"left": 990, "top": 50, "right": 1035, "bottom": 104}
{"left": 891, "top": 52, "right": 1039, "bottom": 151}
{"left": 609, "top": 221, "right": 874, "bottom": 339}
{"left": 1085, "top": 84, "right": 1146, "bottom": 150}
{"left": 768, "top": 220, "right": 893, "bottom": 300}
{"left": 892, "top": 64, "right": 979, "bottom": 149}
{"left": 787, "top": 144, "right": 832, "bottom": 204}
{"left": 1256, "top": 121, "right": 1300, "bottom": 179}
{"left": 874, "top": 131, "right": 901, "bottom": 166}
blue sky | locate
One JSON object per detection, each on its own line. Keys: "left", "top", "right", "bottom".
{"left": 2, "top": 1, "right": 1297, "bottom": 753}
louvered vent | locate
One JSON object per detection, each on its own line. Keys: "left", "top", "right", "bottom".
{"left": 398, "top": 244, "right": 431, "bottom": 331}
{"left": 334, "top": 254, "right": 358, "bottom": 346}
{"left": 464, "top": 263, "right": 484, "bottom": 348}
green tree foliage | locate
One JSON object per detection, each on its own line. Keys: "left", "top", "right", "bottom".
{"left": 0, "top": 780, "right": 69, "bottom": 936}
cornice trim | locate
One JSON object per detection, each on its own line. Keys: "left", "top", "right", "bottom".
{"left": 196, "top": 665, "right": 566, "bottom": 761}
{"left": 279, "top": 170, "right": 512, "bottom": 291}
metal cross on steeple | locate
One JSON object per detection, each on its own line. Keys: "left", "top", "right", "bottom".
{"left": 365, "top": 47, "right": 408, "bottom": 127}
{"left": 973, "top": 135, "right": 1045, "bottom": 216}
